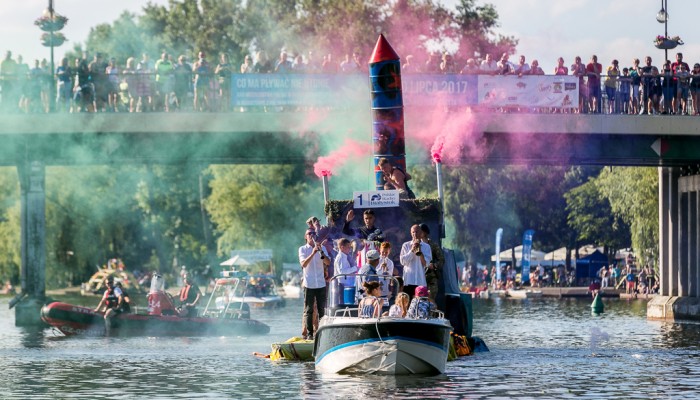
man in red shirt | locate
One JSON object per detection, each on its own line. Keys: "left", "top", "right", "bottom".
{"left": 670, "top": 52, "right": 689, "bottom": 114}
{"left": 586, "top": 55, "right": 602, "bottom": 113}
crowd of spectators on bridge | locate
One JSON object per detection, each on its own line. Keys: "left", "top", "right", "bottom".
{"left": 2, "top": 47, "right": 700, "bottom": 116}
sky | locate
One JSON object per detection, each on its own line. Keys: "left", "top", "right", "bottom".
{"left": 2, "top": 0, "right": 700, "bottom": 72}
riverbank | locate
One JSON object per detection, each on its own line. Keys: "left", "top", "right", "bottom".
{"left": 466, "top": 286, "right": 656, "bottom": 299}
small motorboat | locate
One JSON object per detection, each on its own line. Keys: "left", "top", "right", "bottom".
{"left": 41, "top": 272, "right": 270, "bottom": 337}
{"left": 506, "top": 289, "right": 543, "bottom": 299}
{"left": 281, "top": 282, "right": 302, "bottom": 299}
{"left": 227, "top": 274, "right": 284, "bottom": 309}
{"left": 313, "top": 274, "right": 452, "bottom": 375}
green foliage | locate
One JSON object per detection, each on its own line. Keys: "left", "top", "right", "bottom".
{"left": 0, "top": 168, "right": 20, "bottom": 285}
{"left": 565, "top": 176, "right": 631, "bottom": 255}
{"left": 206, "top": 164, "right": 313, "bottom": 269}
{"left": 76, "top": 0, "right": 518, "bottom": 69}
{"left": 595, "top": 167, "right": 658, "bottom": 266}
{"left": 435, "top": 164, "right": 596, "bottom": 264}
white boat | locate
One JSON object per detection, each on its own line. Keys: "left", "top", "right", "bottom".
{"left": 506, "top": 289, "right": 543, "bottom": 299}
{"left": 313, "top": 274, "right": 452, "bottom": 375}
{"left": 226, "top": 274, "right": 284, "bottom": 309}
{"left": 281, "top": 283, "right": 301, "bottom": 299}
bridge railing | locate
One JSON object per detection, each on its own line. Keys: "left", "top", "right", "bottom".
{"left": 0, "top": 71, "right": 695, "bottom": 115}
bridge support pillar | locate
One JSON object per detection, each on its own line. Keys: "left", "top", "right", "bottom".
{"left": 658, "top": 167, "right": 679, "bottom": 297}
{"left": 650, "top": 172, "right": 700, "bottom": 321}
{"left": 14, "top": 161, "right": 46, "bottom": 326}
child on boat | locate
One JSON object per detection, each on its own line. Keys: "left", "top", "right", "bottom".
{"left": 358, "top": 281, "right": 382, "bottom": 318}
{"left": 406, "top": 286, "right": 435, "bottom": 319}
{"left": 386, "top": 292, "right": 409, "bottom": 317}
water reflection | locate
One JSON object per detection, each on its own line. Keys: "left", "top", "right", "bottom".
{"left": 2, "top": 297, "right": 700, "bottom": 398}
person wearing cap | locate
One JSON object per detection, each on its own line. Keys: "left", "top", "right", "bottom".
{"left": 299, "top": 228, "right": 330, "bottom": 340}
{"left": 406, "top": 286, "right": 436, "bottom": 319}
{"left": 400, "top": 224, "right": 432, "bottom": 302}
{"left": 420, "top": 223, "right": 442, "bottom": 303}
{"left": 178, "top": 273, "right": 201, "bottom": 317}
{"left": 357, "top": 249, "right": 382, "bottom": 293}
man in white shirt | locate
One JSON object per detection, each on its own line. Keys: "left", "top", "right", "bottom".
{"left": 299, "top": 229, "right": 330, "bottom": 339}
{"left": 334, "top": 238, "right": 356, "bottom": 304}
{"left": 400, "top": 224, "right": 432, "bottom": 301}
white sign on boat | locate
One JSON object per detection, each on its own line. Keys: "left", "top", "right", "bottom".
{"left": 353, "top": 190, "right": 400, "bottom": 208}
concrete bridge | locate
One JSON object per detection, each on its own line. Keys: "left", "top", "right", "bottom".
{"left": 3, "top": 110, "right": 699, "bottom": 323}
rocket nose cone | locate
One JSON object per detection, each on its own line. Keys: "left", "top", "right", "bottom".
{"left": 369, "top": 34, "right": 400, "bottom": 64}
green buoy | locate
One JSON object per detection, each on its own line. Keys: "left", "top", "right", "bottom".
{"left": 591, "top": 292, "right": 604, "bottom": 314}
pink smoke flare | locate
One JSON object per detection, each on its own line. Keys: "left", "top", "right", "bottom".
{"left": 313, "top": 138, "right": 372, "bottom": 178}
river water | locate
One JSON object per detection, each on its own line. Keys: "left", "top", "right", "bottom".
{"left": 1, "top": 295, "right": 699, "bottom": 399}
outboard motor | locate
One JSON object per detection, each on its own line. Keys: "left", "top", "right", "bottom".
{"left": 147, "top": 274, "right": 177, "bottom": 315}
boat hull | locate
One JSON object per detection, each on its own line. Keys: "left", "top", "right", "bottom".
{"left": 228, "top": 295, "right": 284, "bottom": 309}
{"left": 41, "top": 302, "right": 270, "bottom": 337}
{"left": 314, "top": 318, "right": 451, "bottom": 375}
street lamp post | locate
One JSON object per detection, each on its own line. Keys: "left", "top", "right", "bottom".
{"left": 35, "top": 0, "right": 67, "bottom": 112}
{"left": 656, "top": 0, "right": 669, "bottom": 61}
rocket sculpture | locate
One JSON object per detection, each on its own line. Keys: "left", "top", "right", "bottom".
{"left": 369, "top": 34, "right": 406, "bottom": 191}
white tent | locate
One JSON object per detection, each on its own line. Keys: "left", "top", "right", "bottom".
{"left": 491, "top": 245, "right": 546, "bottom": 266}
{"left": 219, "top": 255, "right": 257, "bottom": 266}
{"left": 544, "top": 247, "right": 570, "bottom": 263}
{"left": 576, "top": 244, "right": 603, "bottom": 258}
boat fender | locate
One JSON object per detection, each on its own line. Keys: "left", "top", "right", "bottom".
{"left": 450, "top": 332, "right": 472, "bottom": 357}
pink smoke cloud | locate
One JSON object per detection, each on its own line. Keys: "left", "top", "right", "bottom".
{"left": 313, "top": 138, "right": 372, "bottom": 178}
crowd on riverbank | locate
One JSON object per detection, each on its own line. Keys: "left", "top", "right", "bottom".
{"left": 461, "top": 261, "right": 660, "bottom": 296}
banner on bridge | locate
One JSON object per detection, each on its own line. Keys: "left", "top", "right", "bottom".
{"left": 477, "top": 75, "right": 579, "bottom": 108}
{"left": 231, "top": 74, "right": 577, "bottom": 108}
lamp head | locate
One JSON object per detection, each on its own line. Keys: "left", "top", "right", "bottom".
{"left": 656, "top": 8, "right": 668, "bottom": 23}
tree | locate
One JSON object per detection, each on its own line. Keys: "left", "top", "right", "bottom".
{"left": 0, "top": 168, "right": 20, "bottom": 287}
{"left": 595, "top": 167, "right": 658, "bottom": 267}
{"left": 452, "top": 0, "right": 518, "bottom": 58}
{"left": 565, "top": 176, "right": 631, "bottom": 259}
{"left": 206, "top": 164, "right": 316, "bottom": 270}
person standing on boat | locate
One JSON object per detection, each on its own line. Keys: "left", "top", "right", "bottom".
{"left": 334, "top": 238, "right": 356, "bottom": 304}
{"left": 299, "top": 229, "right": 330, "bottom": 340}
{"left": 307, "top": 215, "right": 340, "bottom": 278}
{"left": 420, "top": 224, "right": 442, "bottom": 303}
{"left": 178, "top": 273, "right": 202, "bottom": 317}
{"left": 400, "top": 224, "right": 432, "bottom": 302}
{"left": 377, "top": 241, "right": 396, "bottom": 300}
{"left": 342, "top": 209, "right": 384, "bottom": 268}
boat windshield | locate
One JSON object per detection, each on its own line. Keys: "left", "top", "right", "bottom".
{"left": 202, "top": 277, "right": 249, "bottom": 318}
{"left": 327, "top": 273, "right": 400, "bottom": 309}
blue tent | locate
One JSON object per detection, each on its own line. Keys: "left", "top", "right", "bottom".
{"left": 575, "top": 250, "right": 608, "bottom": 279}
